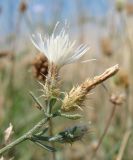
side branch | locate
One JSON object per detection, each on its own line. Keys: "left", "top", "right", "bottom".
{"left": 62, "top": 64, "right": 119, "bottom": 112}
{"left": 0, "top": 118, "right": 48, "bottom": 155}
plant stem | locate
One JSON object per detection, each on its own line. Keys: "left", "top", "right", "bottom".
{"left": 9, "top": 7, "right": 22, "bottom": 92}
{"left": 47, "top": 100, "right": 56, "bottom": 160}
{"left": 116, "top": 129, "right": 131, "bottom": 160}
{"left": 116, "top": 86, "right": 131, "bottom": 160}
{"left": 0, "top": 117, "right": 48, "bottom": 156}
{"left": 92, "top": 104, "right": 117, "bottom": 158}
{"left": 49, "top": 119, "right": 56, "bottom": 160}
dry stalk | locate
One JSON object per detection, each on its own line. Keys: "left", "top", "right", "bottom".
{"left": 116, "top": 129, "right": 131, "bottom": 160}
{"left": 92, "top": 104, "right": 117, "bottom": 157}
{"left": 91, "top": 93, "right": 125, "bottom": 159}
{"left": 116, "top": 78, "right": 131, "bottom": 160}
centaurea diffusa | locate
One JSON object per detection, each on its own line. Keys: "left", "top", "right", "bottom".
{"left": 0, "top": 21, "right": 119, "bottom": 159}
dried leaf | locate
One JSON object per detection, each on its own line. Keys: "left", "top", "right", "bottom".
{"left": 4, "top": 123, "right": 13, "bottom": 142}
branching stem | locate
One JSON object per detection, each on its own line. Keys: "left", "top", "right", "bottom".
{"left": 0, "top": 117, "right": 48, "bottom": 155}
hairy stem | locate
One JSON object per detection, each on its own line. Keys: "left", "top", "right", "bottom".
{"left": 49, "top": 119, "right": 56, "bottom": 160}
{"left": 0, "top": 117, "right": 48, "bottom": 155}
{"left": 47, "top": 100, "right": 56, "bottom": 160}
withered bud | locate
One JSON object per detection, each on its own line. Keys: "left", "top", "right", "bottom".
{"left": 114, "top": 70, "right": 129, "bottom": 88}
{"left": 110, "top": 94, "right": 125, "bottom": 105}
{"left": 126, "top": 3, "right": 133, "bottom": 15}
{"left": 0, "top": 51, "right": 11, "bottom": 58}
{"left": 62, "top": 65, "right": 119, "bottom": 112}
{"left": 19, "top": 1, "right": 27, "bottom": 13}
{"left": 32, "top": 54, "right": 49, "bottom": 82}
{"left": 100, "top": 37, "right": 113, "bottom": 57}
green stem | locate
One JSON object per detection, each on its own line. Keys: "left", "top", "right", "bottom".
{"left": 49, "top": 119, "right": 56, "bottom": 160}
{"left": 0, "top": 117, "right": 48, "bottom": 156}
{"left": 47, "top": 99, "right": 56, "bottom": 160}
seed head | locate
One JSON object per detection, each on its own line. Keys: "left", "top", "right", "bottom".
{"left": 100, "top": 37, "right": 113, "bottom": 57}
{"left": 110, "top": 93, "right": 125, "bottom": 105}
{"left": 31, "top": 22, "right": 90, "bottom": 68}
{"left": 114, "top": 70, "right": 129, "bottom": 89}
{"left": 19, "top": 2, "right": 27, "bottom": 13}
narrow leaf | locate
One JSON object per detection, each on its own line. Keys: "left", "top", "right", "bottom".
{"left": 34, "top": 140, "right": 56, "bottom": 152}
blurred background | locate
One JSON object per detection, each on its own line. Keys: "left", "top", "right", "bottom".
{"left": 0, "top": 0, "right": 133, "bottom": 159}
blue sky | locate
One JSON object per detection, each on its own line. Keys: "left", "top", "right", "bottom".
{"left": 0, "top": 0, "right": 112, "bottom": 36}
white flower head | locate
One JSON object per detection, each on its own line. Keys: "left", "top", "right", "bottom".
{"left": 31, "top": 22, "right": 90, "bottom": 68}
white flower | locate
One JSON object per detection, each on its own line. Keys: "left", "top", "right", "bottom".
{"left": 31, "top": 24, "right": 90, "bottom": 67}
